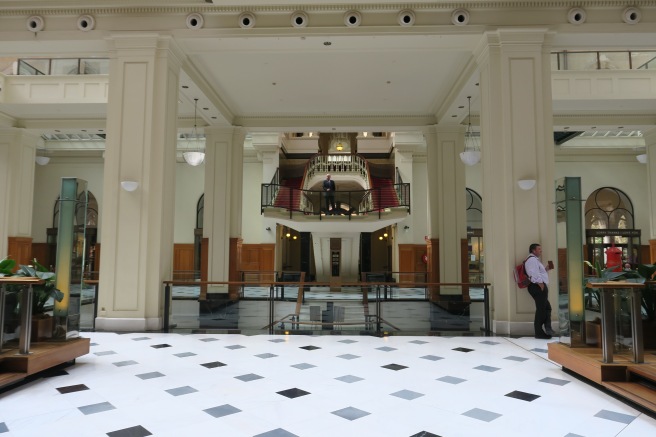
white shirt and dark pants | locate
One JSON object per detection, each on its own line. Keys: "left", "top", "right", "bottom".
{"left": 525, "top": 254, "right": 554, "bottom": 338}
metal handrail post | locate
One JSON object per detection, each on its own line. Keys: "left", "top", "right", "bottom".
{"left": 92, "top": 282, "right": 99, "bottom": 331}
{"left": 0, "top": 284, "right": 6, "bottom": 352}
{"left": 18, "top": 284, "right": 34, "bottom": 355}
{"left": 600, "top": 288, "right": 615, "bottom": 363}
{"left": 630, "top": 288, "right": 644, "bottom": 363}
{"left": 163, "top": 284, "right": 171, "bottom": 333}
{"left": 483, "top": 285, "right": 491, "bottom": 335}
{"left": 376, "top": 285, "right": 381, "bottom": 333}
{"left": 269, "top": 285, "right": 274, "bottom": 334}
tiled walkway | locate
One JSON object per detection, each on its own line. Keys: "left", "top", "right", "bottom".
{"left": 1, "top": 333, "right": 654, "bottom": 436}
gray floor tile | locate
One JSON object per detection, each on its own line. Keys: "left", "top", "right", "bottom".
{"left": 254, "top": 429, "right": 299, "bottom": 437}
{"left": 594, "top": 409, "right": 636, "bottom": 424}
{"left": 376, "top": 346, "right": 397, "bottom": 352}
{"left": 199, "top": 337, "right": 219, "bottom": 342}
{"left": 256, "top": 353, "right": 278, "bottom": 359}
{"left": 337, "top": 354, "right": 360, "bottom": 360}
{"left": 335, "top": 375, "right": 364, "bottom": 383}
{"left": 462, "top": 408, "right": 502, "bottom": 422}
{"left": 338, "top": 339, "right": 358, "bottom": 344}
{"left": 539, "top": 377, "right": 570, "bottom": 386}
{"left": 113, "top": 360, "right": 139, "bottom": 367}
{"left": 78, "top": 401, "right": 116, "bottom": 415}
{"left": 204, "top": 404, "right": 242, "bottom": 418}
{"left": 166, "top": 386, "right": 198, "bottom": 396}
{"left": 504, "top": 356, "right": 529, "bottom": 362}
{"left": 382, "top": 363, "right": 408, "bottom": 371}
{"left": 94, "top": 350, "right": 117, "bottom": 356}
{"left": 474, "top": 365, "right": 500, "bottom": 372}
{"left": 331, "top": 406, "right": 371, "bottom": 421}
{"left": 408, "top": 340, "right": 428, "bottom": 344}
{"left": 437, "top": 376, "right": 466, "bottom": 384}
{"left": 132, "top": 337, "right": 151, "bottom": 341}
{"left": 291, "top": 363, "right": 316, "bottom": 370}
{"left": 0, "top": 423, "right": 8, "bottom": 433}
{"left": 420, "top": 355, "right": 444, "bottom": 361}
{"left": 56, "top": 384, "right": 89, "bottom": 394}
{"left": 235, "top": 373, "right": 264, "bottom": 382}
{"left": 136, "top": 372, "right": 165, "bottom": 380}
{"left": 390, "top": 389, "right": 424, "bottom": 400}
{"left": 174, "top": 352, "right": 197, "bottom": 358}
{"left": 107, "top": 425, "right": 152, "bottom": 437}
{"left": 225, "top": 345, "right": 246, "bottom": 350}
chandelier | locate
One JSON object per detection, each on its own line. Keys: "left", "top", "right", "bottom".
{"left": 460, "top": 96, "right": 481, "bottom": 166}
{"left": 182, "top": 98, "right": 205, "bottom": 166}
{"left": 333, "top": 133, "right": 348, "bottom": 152}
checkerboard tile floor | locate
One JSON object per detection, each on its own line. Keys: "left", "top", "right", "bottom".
{"left": 0, "top": 333, "right": 654, "bottom": 436}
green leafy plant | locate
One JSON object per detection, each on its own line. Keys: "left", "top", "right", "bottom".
{"left": 1, "top": 256, "right": 64, "bottom": 315}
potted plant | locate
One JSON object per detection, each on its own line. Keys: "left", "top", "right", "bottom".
{"left": 0, "top": 256, "right": 64, "bottom": 340}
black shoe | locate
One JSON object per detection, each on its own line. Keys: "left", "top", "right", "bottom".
{"left": 545, "top": 329, "right": 556, "bottom": 336}
{"left": 535, "top": 332, "right": 552, "bottom": 339}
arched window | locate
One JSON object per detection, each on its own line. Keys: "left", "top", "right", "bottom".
{"left": 466, "top": 188, "right": 482, "bottom": 230}
{"left": 584, "top": 187, "right": 639, "bottom": 266}
{"left": 466, "top": 188, "right": 483, "bottom": 283}
{"left": 585, "top": 187, "right": 633, "bottom": 231}
{"left": 53, "top": 191, "right": 98, "bottom": 228}
{"left": 196, "top": 194, "right": 204, "bottom": 229}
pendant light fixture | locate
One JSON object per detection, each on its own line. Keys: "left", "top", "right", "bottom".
{"left": 459, "top": 96, "right": 481, "bottom": 166}
{"left": 182, "top": 98, "right": 205, "bottom": 166}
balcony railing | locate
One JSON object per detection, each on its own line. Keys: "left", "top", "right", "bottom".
{"left": 551, "top": 50, "right": 656, "bottom": 71}
{"left": 261, "top": 183, "right": 410, "bottom": 219}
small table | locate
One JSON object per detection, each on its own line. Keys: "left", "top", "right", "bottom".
{"left": 587, "top": 282, "right": 644, "bottom": 364}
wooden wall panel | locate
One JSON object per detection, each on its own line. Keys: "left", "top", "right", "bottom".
{"left": 241, "top": 244, "right": 276, "bottom": 272}
{"left": 398, "top": 244, "right": 427, "bottom": 283}
{"left": 7, "top": 237, "right": 32, "bottom": 267}
{"left": 31, "top": 243, "right": 50, "bottom": 268}
{"left": 173, "top": 244, "right": 195, "bottom": 280}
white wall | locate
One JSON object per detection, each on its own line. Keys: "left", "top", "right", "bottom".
{"left": 242, "top": 159, "right": 267, "bottom": 244}
{"left": 174, "top": 162, "right": 204, "bottom": 243}
{"left": 32, "top": 159, "right": 104, "bottom": 243}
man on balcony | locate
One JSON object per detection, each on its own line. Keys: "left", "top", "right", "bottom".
{"left": 323, "top": 173, "right": 336, "bottom": 214}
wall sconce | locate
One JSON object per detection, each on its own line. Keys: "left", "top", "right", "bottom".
{"left": 517, "top": 179, "right": 536, "bottom": 191}
{"left": 403, "top": 225, "right": 410, "bottom": 230}
{"left": 265, "top": 227, "right": 271, "bottom": 231}
{"left": 35, "top": 156, "right": 50, "bottom": 166}
{"left": 120, "top": 180, "right": 139, "bottom": 192}
{"left": 636, "top": 154, "right": 647, "bottom": 164}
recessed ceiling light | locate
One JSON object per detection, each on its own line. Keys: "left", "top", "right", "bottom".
{"left": 618, "top": 126, "right": 624, "bottom": 129}
{"left": 55, "top": 129, "right": 60, "bottom": 132}
{"left": 475, "top": 83, "right": 479, "bottom": 86}
{"left": 323, "top": 41, "right": 331, "bottom": 46}
{"left": 182, "top": 85, "right": 189, "bottom": 89}
{"left": 386, "top": 81, "right": 391, "bottom": 84}
{"left": 451, "top": 115, "right": 457, "bottom": 117}
{"left": 591, "top": 126, "right": 596, "bottom": 129}
{"left": 564, "top": 127, "right": 569, "bottom": 130}
{"left": 458, "top": 106, "right": 464, "bottom": 109}
{"left": 81, "top": 129, "right": 87, "bottom": 132}
{"left": 272, "top": 82, "right": 276, "bottom": 86}
{"left": 211, "top": 116, "right": 217, "bottom": 119}
{"left": 203, "top": 107, "right": 209, "bottom": 110}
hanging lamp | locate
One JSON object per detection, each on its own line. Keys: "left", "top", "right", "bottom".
{"left": 182, "top": 98, "right": 205, "bottom": 166}
{"left": 459, "top": 96, "right": 481, "bottom": 166}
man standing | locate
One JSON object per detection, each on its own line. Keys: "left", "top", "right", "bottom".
{"left": 524, "top": 243, "right": 555, "bottom": 339}
{"left": 323, "top": 173, "right": 336, "bottom": 214}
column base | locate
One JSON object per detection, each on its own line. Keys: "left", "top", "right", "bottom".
{"left": 95, "top": 317, "right": 162, "bottom": 332}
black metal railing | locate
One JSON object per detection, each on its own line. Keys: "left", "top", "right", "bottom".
{"left": 261, "top": 183, "right": 410, "bottom": 219}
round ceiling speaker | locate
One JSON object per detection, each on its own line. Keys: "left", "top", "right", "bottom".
{"left": 622, "top": 7, "right": 641, "bottom": 24}
{"left": 567, "top": 8, "right": 586, "bottom": 25}
{"left": 291, "top": 11, "right": 308, "bottom": 28}
{"left": 186, "top": 13, "right": 204, "bottom": 30}
{"left": 27, "top": 16, "right": 45, "bottom": 32}
{"left": 451, "top": 9, "right": 470, "bottom": 26}
{"left": 77, "top": 15, "right": 95, "bottom": 31}
{"left": 239, "top": 12, "right": 256, "bottom": 29}
{"left": 344, "top": 11, "right": 362, "bottom": 28}
{"left": 397, "top": 10, "right": 415, "bottom": 27}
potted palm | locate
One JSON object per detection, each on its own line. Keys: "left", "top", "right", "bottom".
{"left": 0, "top": 256, "right": 64, "bottom": 340}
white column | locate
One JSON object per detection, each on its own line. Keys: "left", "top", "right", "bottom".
{"left": 644, "top": 128, "right": 656, "bottom": 262}
{"left": 475, "top": 29, "right": 556, "bottom": 335}
{"left": 425, "top": 125, "right": 467, "bottom": 286}
{"left": 204, "top": 127, "right": 246, "bottom": 290}
{"left": 251, "top": 133, "right": 281, "bottom": 245}
{"left": 96, "top": 35, "right": 182, "bottom": 332}
{"left": 0, "top": 129, "right": 40, "bottom": 260}
{"left": 394, "top": 132, "right": 427, "bottom": 247}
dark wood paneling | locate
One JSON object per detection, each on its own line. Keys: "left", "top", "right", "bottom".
{"left": 7, "top": 237, "right": 32, "bottom": 268}
{"left": 31, "top": 243, "right": 50, "bottom": 268}
{"left": 241, "top": 244, "right": 275, "bottom": 272}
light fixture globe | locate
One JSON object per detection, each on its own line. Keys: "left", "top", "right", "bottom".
{"left": 35, "top": 156, "right": 50, "bottom": 165}
{"left": 636, "top": 154, "right": 647, "bottom": 164}
{"left": 180, "top": 98, "right": 205, "bottom": 166}
{"left": 459, "top": 150, "right": 481, "bottom": 166}
{"left": 183, "top": 151, "right": 205, "bottom": 166}
{"left": 517, "top": 179, "right": 537, "bottom": 191}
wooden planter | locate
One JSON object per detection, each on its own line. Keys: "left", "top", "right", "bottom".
{"left": 31, "top": 315, "right": 54, "bottom": 341}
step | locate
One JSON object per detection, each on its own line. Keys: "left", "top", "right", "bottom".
{"left": 603, "top": 381, "right": 656, "bottom": 412}
{"left": 627, "top": 364, "right": 656, "bottom": 383}
{"left": 0, "top": 372, "right": 26, "bottom": 390}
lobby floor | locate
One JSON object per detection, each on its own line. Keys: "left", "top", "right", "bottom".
{"left": 0, "top": 333, "right": 654, "bottom": 437}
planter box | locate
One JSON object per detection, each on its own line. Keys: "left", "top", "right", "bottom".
{"left": 31, "top": 315, "right": 54, "bottom": 341}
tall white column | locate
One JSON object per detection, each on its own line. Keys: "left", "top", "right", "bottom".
{"left": 475, "top": 29, "right": 556, "bottom": 335}
{"left": 96, "top": 35, "right": 182, "bottom": 331}
{"left": 425, "top": 125, "right": 467, "bottom": 287}
{"left": 203, "top": 127, "right": 246, "bottom": 294}
{"left": 644, "top": 128, "right": 656, "bottom": 263}
{"left": 0, "top": 129, "right": 40, "bottom": 262}
{"left": 251, "top": 133, "right": 281, "bottom": 245}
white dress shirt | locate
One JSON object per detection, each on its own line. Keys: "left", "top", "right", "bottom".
{"left": 525, "top": 255, "right": 549, "bottom": 285}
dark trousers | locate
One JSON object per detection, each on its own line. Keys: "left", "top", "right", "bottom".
{"left": 325, "top": 193, "right": 335, "bottom": 212}
{"left": 527, "top": 283, "right": 552, "bottom": 335}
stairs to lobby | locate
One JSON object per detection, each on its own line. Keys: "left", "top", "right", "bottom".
{"left": 370, "top": 177, "right": 399, "bottom": 210}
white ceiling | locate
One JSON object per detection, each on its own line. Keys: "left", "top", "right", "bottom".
{"left": 0, "top": 1, "right": 654, "bottom": 143}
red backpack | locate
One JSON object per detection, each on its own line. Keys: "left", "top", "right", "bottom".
{"left": 513, "top": 257, "right": 532, "bottom": 288}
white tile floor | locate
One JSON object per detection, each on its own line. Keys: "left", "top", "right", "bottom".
{"left": 1, "top": 333, "right": 654, "bottom": 437}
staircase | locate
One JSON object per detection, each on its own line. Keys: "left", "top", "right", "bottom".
{"left": 273, "top": 178, "right": 302, "bottom": 210}
{"left": 370, "top": 177, "right": 399, "bottom": 210}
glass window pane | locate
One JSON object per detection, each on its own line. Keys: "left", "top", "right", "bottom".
{"left": 551, "top": 53, "right": 560, "bottom": 70}
{"left": 81, "top": 58, "right": 109, "bottom": 74}
{"left": 599, "top": 52, "right": 629, "bottom": 70}
{"left": 631, "top": 51, "right": 656, "bottom": 69}
{"left": 18, "top": 58, "right": 49, "bottom": 75}
{"left": 51, "top": 59, "right": 79, "bottom": 75}
{"left": 562, "top": 52, "right": 598, "bottom": 70}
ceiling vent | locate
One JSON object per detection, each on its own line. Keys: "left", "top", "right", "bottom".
{"left": 622, "top": 7, "right": 641, "bottom": 24}
{"left": 186, "top": 13, "right": 204, "bottom": 30}
{"left": 451, "top": 9, "right": 470, "bottom": 26}
{"left": 239, "top": 12, "right": 256, "bottom": 29}
{"left": 567, "top": 8, "right": 587, "bottom": 24}
{"left": 397, "top": 10, "right": 415, "bottom": 27}
{"left": 77, "top": 15, "right": 95, "bottom": 31}
{"left": 344, "top": 11, "right": 362, "bottom": 27}
{"left": 27, "top": 16, "right": 44, "bottom": 32}
{"left": 291, "top": 11, "right": 309, "bottom": 28}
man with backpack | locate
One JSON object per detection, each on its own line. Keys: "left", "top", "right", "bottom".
{"left": 525, "top": 243, "right": 555, "bottom": 339}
